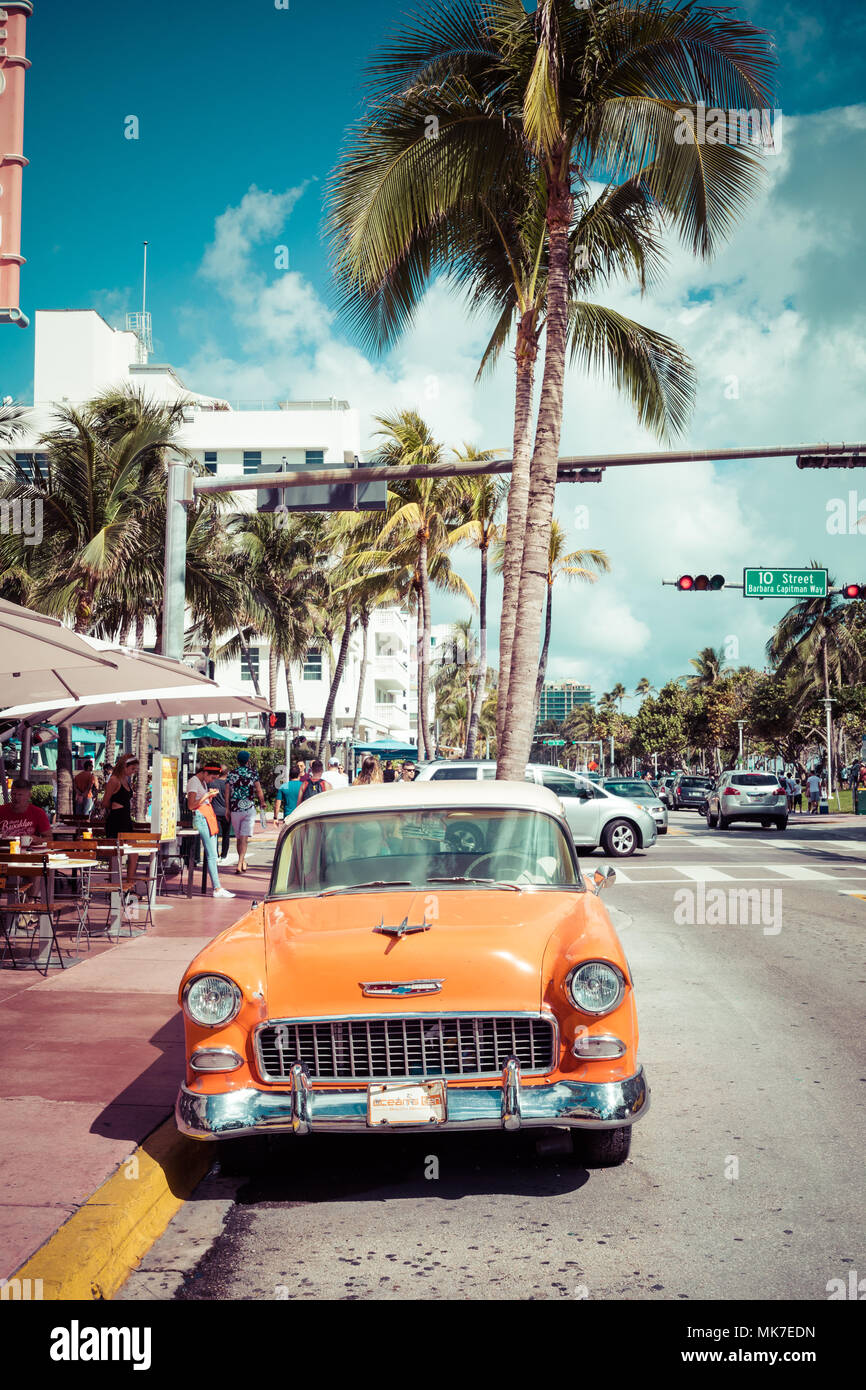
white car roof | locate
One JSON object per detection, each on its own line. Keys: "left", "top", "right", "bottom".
{"left": 285, "top": 779, "right": 566, "bottom": 825}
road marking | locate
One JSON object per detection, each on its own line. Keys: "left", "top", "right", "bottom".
{"left": 761, "top": 864, "right": 835, "bottom": 880}
{"left": 609, "top": 866, "right": 632, "bottom": 882}
{"left": 672, "top": 865, "right": 736, "bottom": 881}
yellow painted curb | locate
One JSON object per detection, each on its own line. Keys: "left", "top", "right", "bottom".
{"left": 10, "top": 1117, "right": 212, "bottom": 1300}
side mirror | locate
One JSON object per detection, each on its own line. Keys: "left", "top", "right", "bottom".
{"left": 592, "top": 865, "right": 616, "bottom": 895}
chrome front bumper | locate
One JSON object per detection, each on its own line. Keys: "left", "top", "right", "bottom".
{"left": 176, "top": 1062, "right": 650, "bottom": 1138}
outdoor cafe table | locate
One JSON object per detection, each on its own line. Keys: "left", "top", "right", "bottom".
{"left": 0, "top": 854, "right": 106, "bottom": 970}
{"left": 91, "top": 843, "right": 160, "bottom": 933}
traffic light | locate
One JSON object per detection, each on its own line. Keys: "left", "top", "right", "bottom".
{"left": 843, "top": 584, "right": 866, "bottom": 599}
{"left": 261, "top": 711, "right": 288, "bottom": 730}
{"left": 676, "top": 574, "right": 725, "bottom": 591}
{"left": 797, "top": 452, "right": 865, "bottom": 469}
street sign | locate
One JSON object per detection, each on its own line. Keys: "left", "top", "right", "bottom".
{"left": 544, "top": 738, "right": 566, "bottom": 746}
{"left": 743, "top": 568, "right": 828, "bottom": 598}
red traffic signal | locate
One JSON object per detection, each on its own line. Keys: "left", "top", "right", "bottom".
{"left": 677, "top": 574, "right": 725, "bottom": 591}
{"left": 843, "top": 584, "right": 866, "bottom": 599}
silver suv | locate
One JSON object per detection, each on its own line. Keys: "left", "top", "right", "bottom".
{"left": 414, "top": 761, "right": 657, "bottom": 857}
{"left": 705, "top": 772, "right": 788, "bottom": 831}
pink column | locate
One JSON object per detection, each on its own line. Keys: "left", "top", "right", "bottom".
{"left": 0, "top": 2, "right": 33, "bottom": 327}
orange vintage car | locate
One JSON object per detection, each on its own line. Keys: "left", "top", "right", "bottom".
{"left": 175, "top": 782, "right": 650, "bottom": 1166}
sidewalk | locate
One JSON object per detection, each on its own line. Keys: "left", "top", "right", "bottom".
{"left": 0, "top": 828, "right": 279, "bottom": 1286}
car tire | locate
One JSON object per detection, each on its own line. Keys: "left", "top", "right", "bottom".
{"left": 601, "top": 819, "right": 638, "bottom": 857}
{"left": 706, "top": 806, "right": 719, "bottom": 828}
{"left": 572, "top": 1125, "right": 632, "bottom": 1168}
{"left": 774, "top": 818, "right": 788, "bottom": 831}
{"left": 658, "top": 826, "right": 668, "bottom": 834}
{"left": 718, "top": 814, "right": 731, "bottom": 830}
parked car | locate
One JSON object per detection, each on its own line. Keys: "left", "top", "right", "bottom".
{"left": 705, "top": 772, "right": 788, "bottom": 830}
{"left": 414, "top": 761, "right": 657, "bottom": 857}
{"left": 602, "top": 778, "right": 668, "bottom": 834}
{"left": 656, "top": 775, "right": 678, "bottom": 809}
{"left": 670, "top": 774, "right": 716, "bottom": 812}
{"left": 175, "top": 783, "right": 650, "bottom": 1166}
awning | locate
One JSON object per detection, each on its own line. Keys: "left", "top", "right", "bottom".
{"left": 181, "top": 723, "right": 250, "bottom": 743}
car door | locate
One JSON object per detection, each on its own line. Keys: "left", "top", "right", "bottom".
{"left": 540, "top": 769, "right": 602, "bottom": 845}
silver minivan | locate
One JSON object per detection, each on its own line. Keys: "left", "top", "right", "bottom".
{"left": 414, "top": 761, "right": 657, "bottom": 857}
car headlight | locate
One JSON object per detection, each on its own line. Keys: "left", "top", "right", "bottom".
{"left": 183, "top": 974, "right": 242, "bottom": 1028}
{"left": 565, "top": 961, "right": 626, "bottom": 1015}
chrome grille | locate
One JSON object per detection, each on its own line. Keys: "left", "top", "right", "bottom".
{"left": 256, "top": 1015, "right": 557, "bottom": 1082}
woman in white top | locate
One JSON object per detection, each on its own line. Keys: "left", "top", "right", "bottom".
{"left": 187, "top": 764, "right": 235, "bottom": 899}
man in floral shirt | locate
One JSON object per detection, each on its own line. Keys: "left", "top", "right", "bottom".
{"left": 226, "top": 751, "right": 266, "bottom": 874}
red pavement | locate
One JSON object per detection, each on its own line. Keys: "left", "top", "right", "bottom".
{"left": 0, "top": 833, "right": 278, "bottom": 1281}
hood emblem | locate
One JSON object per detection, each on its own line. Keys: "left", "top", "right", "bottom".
{"left": 360, "top": 979, "right": 444, "bottom": 998}
{"left": 373, "top": 915, "right": 431, "bottom": 938}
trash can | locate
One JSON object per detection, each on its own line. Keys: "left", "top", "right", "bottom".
{"left": 858, "top": 790, "right": 866, "bottom": 816}
{"left": 819, "top": 800, "right": 829, "bottom": 815}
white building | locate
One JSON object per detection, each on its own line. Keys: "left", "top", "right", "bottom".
{"left": 13, "top": 309, "right": 416, "bottom": 748}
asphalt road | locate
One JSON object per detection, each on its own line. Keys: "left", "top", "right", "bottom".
{"left": 117, "top": 811, "right": 866, "bottom": 1302}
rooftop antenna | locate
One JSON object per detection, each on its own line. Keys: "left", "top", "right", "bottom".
{"left": 125, "top": 240, "right": 153, "bottom": 364}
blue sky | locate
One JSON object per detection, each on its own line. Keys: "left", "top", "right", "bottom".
{"left": 2, "top": 0, "right": 865, "bottom": 701}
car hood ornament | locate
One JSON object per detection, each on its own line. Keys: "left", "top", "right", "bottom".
{"left": 373, "top": 915, "right": 431, "bottom": 938}
{"left": 360, "top": 979, "right": 444, "bottom": 997}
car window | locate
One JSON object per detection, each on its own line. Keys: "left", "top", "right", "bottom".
{"left": 480, "top": 767, "right": 497, "bottom": 780}
{"left": 605, "top": 781, "right": 651, "bottom": 798}
{"left": 680, "top": 778, "right": 712, "bottom": 787}
{"left": 271, "top": 808, "right": 580, "bottom": 894}
{"left": 542, "top": 772, "right": 582, "bottom": 798}
{"left": 728, "top": 774, "right": 783, "bottom": 787}
{"left": 430, "top": 766, "right": 477, "bottom": 780}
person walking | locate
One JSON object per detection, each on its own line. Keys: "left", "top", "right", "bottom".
{"left": 227, "top": 750, "right": 266, "bottom": 874}
{"left": 354, "top": 755, "right": 383, "bottom": 786}
{"left": 806, "top": 770, "right": 821, "bottom": 814}
{"left": 209, "top": 764, "right": 231, "bottom": 860}
{"left": 792, "top": 774, "right": 802, "bottom": 814}
{"left": 186, "top": 764, "right": 235, "bottom": 899}
{"left": 276, "top": 762, "right": 304, "bottom": 818}
{"left": 298, "top": 759, "right": 328, "bottom": 803}
{"left": 323, "top": 757, "right": 349, "bottom": 790}
{"left": 73, "top": 759, "right": 99, "bottom": 817}
{"left": 382, "top": 760, "right": 395, "bottom": 783}
{"left": 397, "top": 761, "right": 416, "bottom": 786}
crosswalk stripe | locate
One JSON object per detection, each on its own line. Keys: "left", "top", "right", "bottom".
{"left": 609, "top": 866, "right": 632, "bottom": 883}
{"left": 761, "top": 864, "right": 834, "bottom": 880}
{"left": 673, "top": 865, "right": 736, "bottom": 881}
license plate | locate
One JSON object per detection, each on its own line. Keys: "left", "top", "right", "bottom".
{"left": 367, "top": 1079, "right": 446, "bottom": 1127}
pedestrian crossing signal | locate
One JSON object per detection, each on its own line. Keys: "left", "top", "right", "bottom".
{"left": 677, "top": 574, "right": 725, "bottom": 591}
{"left": 262, "top": 712, "right": 287, "bottom": 730}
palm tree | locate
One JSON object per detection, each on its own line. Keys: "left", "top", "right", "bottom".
{"left": 365, "top": 411, "right": 475, "bottom": 758}
{"left": 611, "top": 682, "right": 628, "bottom": 714}
{"left": 327, "top": 65, "right": 694, "bottom": 757}
{"left": 685, "top": 645, "right": 730, "bottom": 691}
{"left": 635, "top": 676, "right": 654, "bottom": 698}
{"left": 449, "top": 459, "right": 507, "bottom": 756}
{"left": 332, "top": 0, "right": 774, "bottom": 778}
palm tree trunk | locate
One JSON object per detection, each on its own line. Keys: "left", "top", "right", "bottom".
{"left": 466, "top": 546, "right": 489, "bottom": 759}
{"left": 499, "top": 168, "right": 573, "bottom": 779}
{"left": 418, "top": 539, "right": 434, "bottom": 761}
{"left": 415, "top": 588, "right": 425, "bottom": 755}
{"left": 318, "top": 606, "right": 352, "bottom": 760}
{"left": 103, "top": 721, "right": 118, "bottom": 774}
{"left": 284, "top": 660, "right": 296, "bottom": 722}
{"left": 267, "top": 648, "right": 279, "bottom": 747}
{"left": 533, "top": 581, "right": 554, "bottom": 722}
{"left": 497, "top": 317, "right": 538, "bottom": 752}
{"left": 352, "top": 614, "right": 370, "bottom": 743}
{"left": 239, "top": 631, "right": 263, "bottom": 699}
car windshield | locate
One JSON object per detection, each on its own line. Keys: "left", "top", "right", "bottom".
{"left": 271, "top": 808, "right": 580, "bottom": 895}
{"left": 605, "top": 781, "right": 655, "bottom": 799}
{"left": 729, "top": 774, "right": 782, "bottom": 787}
{"left": 681, "top": 778, "right": 712, "bottom": 787}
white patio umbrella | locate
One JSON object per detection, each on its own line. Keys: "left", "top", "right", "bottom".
{"left": 0, "top": 682, "right": 270, "bottom": 727}
{"left": 0, "top": 599, "right": 222, "bottom": 706}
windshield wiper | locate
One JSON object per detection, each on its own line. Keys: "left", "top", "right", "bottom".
{"left": 428, "top": 876, "right": 521, "bottom": 891}
{"left": 319, "top": 880, "right": 412, "bottom": 896}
